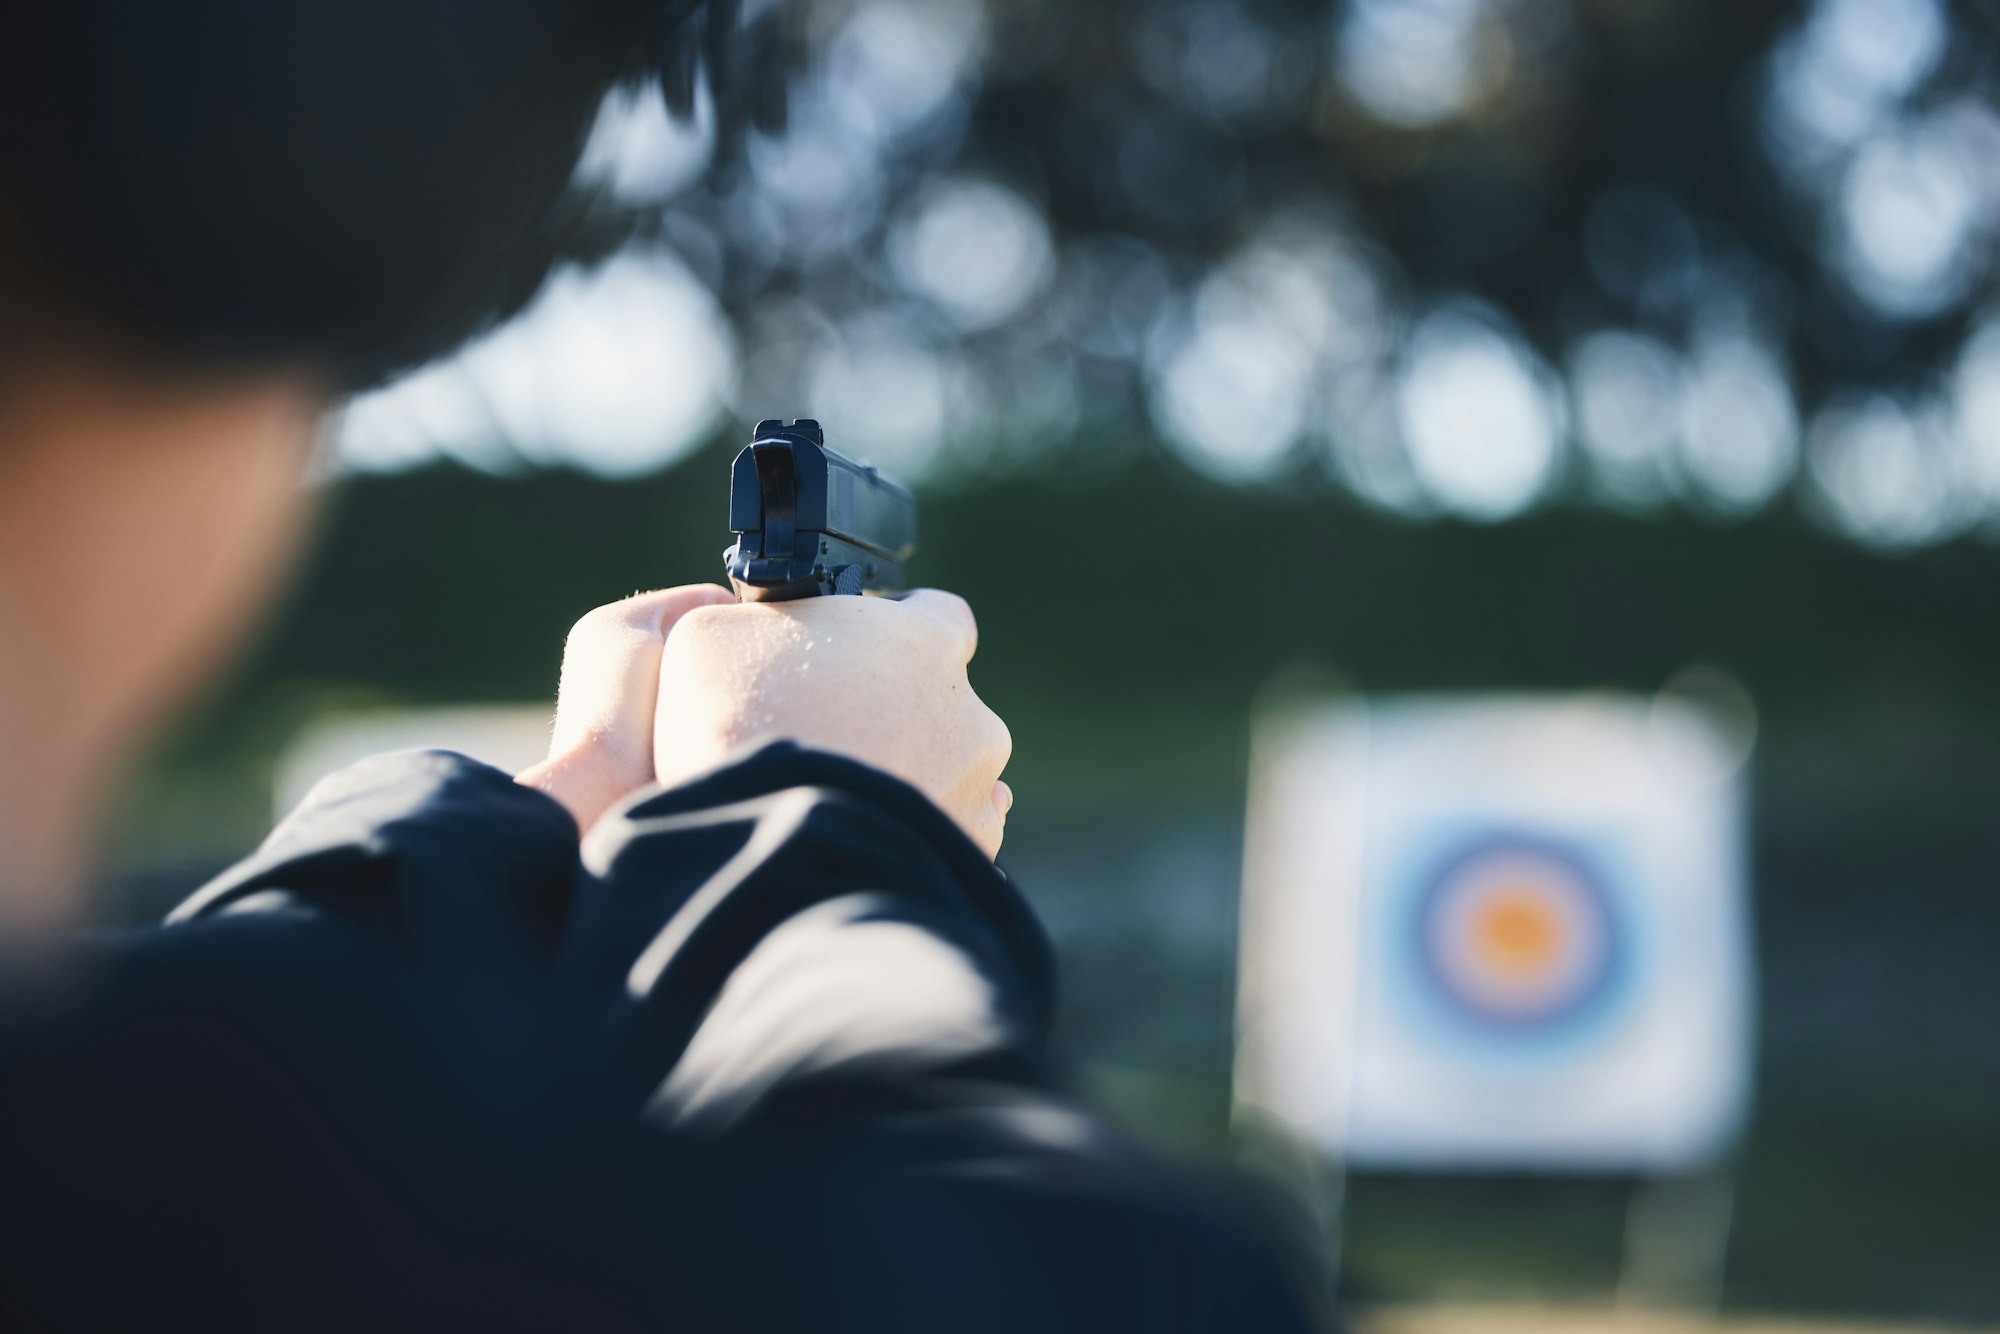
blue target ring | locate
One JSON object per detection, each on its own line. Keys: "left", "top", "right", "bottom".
{"left": 1404, "top": 831, "right": 1630, "bottom": 1038}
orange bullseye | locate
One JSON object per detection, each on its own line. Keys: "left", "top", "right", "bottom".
{"left": 1418, "top": 838, "right": 1619, "bottom": 1028}
{"left": 1473, "top": 890, "right": 1564, "bottom": 977}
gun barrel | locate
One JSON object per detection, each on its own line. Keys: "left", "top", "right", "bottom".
{"left": 725, "top": 419, "right": 916, "bottom": 601}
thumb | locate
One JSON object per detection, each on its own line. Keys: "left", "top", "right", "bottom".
{"left": 523, "top": 585, "right": 737, "bottom": 835}
{"left": 548, "top": 584, "right": 736, "bottom": 757}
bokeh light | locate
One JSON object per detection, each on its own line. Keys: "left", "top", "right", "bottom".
{"left": 889, "top": 178, "right": 1054, "bottom": 332}
{"left": 338, "top": 253, "right": 735, "bottom": 477}
{"left": 1567, "top": 330, "right": 1682, "bottom": 510}
{"left": 804, "top": 311, "right": 952, "bottom": 480}
{"left": 1148, "top": 293, "right": 1315, "bottom": 482}
{"left": 1763, "top": 0, "right": 1944, "bottom": 154}
{"left": 1677, "top": 330, "right": 1800, "bottom": 517}
{"left": 818, "top": 0, "right": 987, "bottom": 147}
{"left": 1397, "top": 304, "right": 1563, "bottom": 521}
{"left": 575, "top": 82, "right": 713, "bottom": 205}
{"left": 1835, "top": 119, "right": 1984, "bottom": 320}
{"left": 1147, "top": 220, "right": 1396, "bottom": 482}
{"left": 1803, "top": 394, "right": 1966, "bottom": 549}
{"left": 1949, "top": 312, "right": 2000, "bottom": 513}
{"left": 1335, "top": 0, "right": 1489, "bottom": 130}
{"left": 328, "top": 0, "right": 2000, "bottom": 554}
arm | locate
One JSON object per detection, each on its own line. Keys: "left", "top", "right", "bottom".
{"left": 571, "top": 741, "right": 1320, "bottom": 1333}
{"left": 514, "top": 586, "right": 1315, "bottom": 1329}
{"left": 162, "top": 740, "right": 1316, "bottom": 1332}
{"left": 1, "top": 588, "right": 1314, "bottom": 1331}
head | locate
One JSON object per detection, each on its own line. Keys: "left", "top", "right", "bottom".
{"left": 0, "top": 0, "right": 745, "bottom": 924}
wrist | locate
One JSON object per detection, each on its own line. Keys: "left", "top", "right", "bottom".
{"left": 515, "top": 745, "right": 649, "bottom": 837}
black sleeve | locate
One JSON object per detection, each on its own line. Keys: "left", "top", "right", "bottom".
{"left": 0, "top": 744, "right": 1319, "bottom": 1333}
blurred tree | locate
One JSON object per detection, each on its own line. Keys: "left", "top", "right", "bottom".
{"left": 346, "top": 0, "right": 2000, "bottom": 552}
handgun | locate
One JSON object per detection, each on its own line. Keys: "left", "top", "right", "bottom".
{"left": 724, "top": 419, "right": 917, "bottom": 602}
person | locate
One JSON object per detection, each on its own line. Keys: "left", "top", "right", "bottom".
{"left": 0, "top": 0, "right": 1321, "bottom": 1329}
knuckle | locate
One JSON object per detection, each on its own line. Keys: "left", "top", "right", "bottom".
{"left": 565, "top": 603, "right": 619, "bottom": 647}
{"left": 982, "top": 709, "right": 1013, "bottom": 767}
{"left": 936, "top": 589, "right": 977, "bottom": 629}
{"left": 671, "top": 602, "right": 733, "bottom": 637}
{"left": 925, "top": 616, "right": 974, "bottom": 660}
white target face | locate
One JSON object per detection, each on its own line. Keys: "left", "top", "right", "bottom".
{"left": 1238, "top": 696, "right": 1753, "bottom": 1172}
{"left": 1415, "top": 840, "right": 1621, "bottom": 1030}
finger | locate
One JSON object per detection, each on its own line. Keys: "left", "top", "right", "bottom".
{"left": 992, "top": 780, "right": 1013, "bottom": 817}
{"left": 551, "top": 586, "right": 732, "bottom": 754}
{"left": 566, "top": 585, "right": 735, "bottom": 659}
{"left": 616, "top": 584, "right": 738, "bottom": 637}
{"left": 894, "top": 588, "right": 979, "bottom": 661}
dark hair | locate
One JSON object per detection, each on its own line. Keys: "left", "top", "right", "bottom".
{"left": 0, "top": 0, "right": 767, "bottom": 390}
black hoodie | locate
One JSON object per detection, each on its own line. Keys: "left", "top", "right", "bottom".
{"left": 0, "top": 743, "right": 1316, "bottom": 1332}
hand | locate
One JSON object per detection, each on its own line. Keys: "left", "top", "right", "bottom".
{"left": 516, "top": 584, "right": 738, "bottom": 834}
{"left": 653, "top": 590, "right": 1014, "bottom": 857}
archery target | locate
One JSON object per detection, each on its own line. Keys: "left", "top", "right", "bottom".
{"left": 1412, "top": 835, "right": 1624, "bottom": 1034}
{"left": 1416, "top": 836, "right": 1616, "bottom": 1032}
{"left": 1235, "top": 693, "right": 1754, "bottom": 1171}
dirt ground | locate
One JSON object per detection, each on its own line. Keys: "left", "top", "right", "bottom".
{"left": 1358, "top": 1307, "right": 1998, "bottom": 1334}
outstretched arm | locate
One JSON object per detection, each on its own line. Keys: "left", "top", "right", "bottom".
{"left": 0, "top": 589, "right": 1316, "bottom": 1331}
